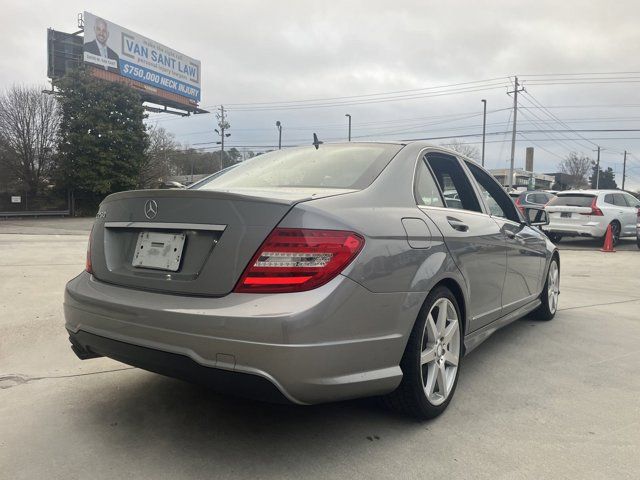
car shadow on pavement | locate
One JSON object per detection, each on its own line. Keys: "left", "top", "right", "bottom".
{"left": 556, "top": 236, "right": 636, "bottom": 251}
{"left": 78, "top": 317, "right": 542, "bottom": 473}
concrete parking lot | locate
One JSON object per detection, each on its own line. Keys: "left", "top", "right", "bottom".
{"left": 1, "top": 218, "right": 639, "bottom": 479}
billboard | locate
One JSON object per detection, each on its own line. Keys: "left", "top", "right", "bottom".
{"left": 83, "top": 12, "right": 201, "bottom": 102}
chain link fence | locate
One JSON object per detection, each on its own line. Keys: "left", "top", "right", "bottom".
{"left": 0, "top": 190, "right": 70, "bottom": 217}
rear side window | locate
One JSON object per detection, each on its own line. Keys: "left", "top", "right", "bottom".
{"left": 547, "top": 194, "right": 595, "bottom": 207}
{"left": 604, "top": 194, "right": 615, "bottom": 205}
{"left": 623, "top": 193, "right": 640, "bottom": 207}
{"left": 425, "top": 154, "right": 482, "bottom": 212}
{"left": 526, "top": 193, "right": 551, "bottom": 204}
{"left": 196, "top": 143, "right": 403, "bottom": 191}
{"left": 613, "top": 193, "right": 628, "bottom": 207}
{"left": 414, "top": 159, "right": 445, "bottom": 207}
{"left": 534, "top": 193, "right": 550, "bottom": 204}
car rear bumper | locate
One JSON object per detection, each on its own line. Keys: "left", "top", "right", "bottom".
{"left": 544, "top": 220, "right": 606, "bottom": 238}
{"left": 68, "top": 329, "right": 292, "bottom": 403}
{"left": 64, "top": 272, "right": 419, "bottom": 404}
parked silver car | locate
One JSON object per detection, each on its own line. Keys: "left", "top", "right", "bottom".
{"left": 65, "top": 142, "right": 560, "bottom": 419}
{"left": 544, "top": 189, "right": 640, "bottom": 244}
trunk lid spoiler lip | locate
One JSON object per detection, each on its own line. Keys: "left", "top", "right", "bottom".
{"left": 102, "top": 187, "right": 358, "bottom": 207}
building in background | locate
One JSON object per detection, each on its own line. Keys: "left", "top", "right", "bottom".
{"left": 544, "top": 172, "right": 574, "bottom": 191}
{"left": 490, "top": 168, "right": 555, "bottom": 191}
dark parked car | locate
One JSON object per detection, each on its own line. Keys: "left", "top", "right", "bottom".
{"left": 509, "top": 190, "right": 555, "bottom": 215}
{"left": 65, "top": 142, "right": 559, "bottom": 419}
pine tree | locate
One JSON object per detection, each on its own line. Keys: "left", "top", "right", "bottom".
{"left": 54, "top": 68, "right": 148, "bottom": 212}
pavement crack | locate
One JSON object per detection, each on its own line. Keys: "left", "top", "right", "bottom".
{"left": 0, "top": 367, "right": 135, "bottom": 389}
{"left": 558, "top": 297, "right": 640, "bottom": 312}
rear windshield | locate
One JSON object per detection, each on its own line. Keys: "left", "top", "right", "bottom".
{"left": 547, "top": 194, "right": 595, "bottom": 207}
{"left": 195, "top": 143, "right": 403, "bottom": 191}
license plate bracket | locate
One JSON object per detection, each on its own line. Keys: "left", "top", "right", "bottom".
{"left": 560, "top": 212, "right": 572, "bottom": 218}
{"left": 132, "top": 231, "right": 186, "bottom": 271}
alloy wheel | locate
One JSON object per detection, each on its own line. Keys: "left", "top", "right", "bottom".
{"left": 419, "top": 297, "right": 460, "bottom": 406}
{"left": 547, "top": 261, "right": 560, "bottom": 314}
{"left": 611, "top": 223, "right": 621, "bottom": 244}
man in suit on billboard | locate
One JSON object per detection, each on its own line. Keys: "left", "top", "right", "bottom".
{"left": 84, "top": 17, "right": 120, "bottom": 74}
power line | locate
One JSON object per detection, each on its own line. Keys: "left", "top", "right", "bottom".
{"left": 204, "top": 77, "right": 511, "bottom": 108}
{"left": 519, "top": 71, "right": 640, "bottom": 77}
{"left": 521, "top": 91, "right": 599, "bottom": 148}
{"left": 223, "top": 83, "right": 512, "bottom": 112}
{"left": 144, "top": 102, "right": 640, "bottom": 126}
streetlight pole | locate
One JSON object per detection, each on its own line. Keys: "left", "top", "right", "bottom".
{"left": 345, "top": 114, "right": 351, "bottom": 141}
{"left": 481, "top": 99, "right": 487, "bottom": 167}
{"left": 276, "top": 121, "right": 282, "bottom": 149}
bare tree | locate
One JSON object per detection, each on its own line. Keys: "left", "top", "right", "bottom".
{"left": 441, "top": 139, "right": 480, "bottom": 161}
{"left": 0, "top": 85, "right": 60, "bottom": 193}
{"left": 558, "top": 152, "right": 591, "bottom": 188}
{"left": 138, "top": 126, "right": 180, "bottom": 188}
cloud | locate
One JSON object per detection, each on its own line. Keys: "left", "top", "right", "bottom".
{"left": 2, "top": 0, "right": 640, "bottom": 188}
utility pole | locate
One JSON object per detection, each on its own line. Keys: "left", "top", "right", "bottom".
{"left": 481, "top": 99, "right": 487, "bottom": 167}
{"left": 215, "top": 105, "right": 231, "bottom": 171}
{"left": 219, "top": 105, "right": 226, "bottom": 153}
{"left": 595, "top": 146, "right": 601, "bottom": 189}
{"left": 622, "top": 150, "right": 627, "bottom": 190}
{"left": 345, "top": 114, "right": 352, "bottom": 141}
{"left": 507, "top": 77, "right": 524, "bottom": 189}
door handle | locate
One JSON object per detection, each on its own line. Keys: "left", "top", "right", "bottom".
{"left": 447, "top": 217, "right": 469, "bottom": 232}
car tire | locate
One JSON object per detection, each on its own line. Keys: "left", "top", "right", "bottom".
{"left": 547, "top": 233, "right": 562, "bottom": 243}
{"left": 383, "top": 286, "right": 462, "bottom": 420}
{"left": 532, "top": 257, "right": 560, "bottom": 321}
{"left": 610, "top": 221, "right": 621, "bottom": 245}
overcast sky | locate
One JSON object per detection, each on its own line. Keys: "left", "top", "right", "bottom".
{"left": 3, "top": 0, "right": 640, "bottom": 188}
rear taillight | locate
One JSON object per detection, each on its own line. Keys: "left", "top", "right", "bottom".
{"left": 514, "top": 197, "right": 525, "bottom": 214}
{"left": 234, "top": 228, "right": 364, "bottom": 293}
{"left": 580, "top": 198, "right": 603, "bottom": 216}
{"left": 85, "top": 226, "right": 94, "bottom": 273}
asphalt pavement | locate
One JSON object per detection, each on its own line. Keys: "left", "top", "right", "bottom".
{"left": 1, "top": 218, "right": 639, "bottom": 479}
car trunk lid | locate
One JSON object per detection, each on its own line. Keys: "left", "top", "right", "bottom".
{"left": 546, "top": 194, "right": 596, "bottom": 222}
{"left": 90, "top": 188, "right": 354, "bottom": 296}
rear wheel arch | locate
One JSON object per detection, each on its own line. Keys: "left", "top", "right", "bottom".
{"left": 431, "top": 278, "right": 467, "bottom": 338}
{"left": 551, "top": 250, "right": 560, "bottom": 271}
{"left": 607, "top": 219, "right": 622, "bottom": 244}
{"left": 545, "top": 250, "right": 560, "bottom": 289}
{"left": 610, "top": 219, "right": 621, "bottom": 232}
{"left": 397, "top": 277, "right": 468, "bottom": 363}
{"left": 384, "top": 282, "right": 464, "bottom": 418}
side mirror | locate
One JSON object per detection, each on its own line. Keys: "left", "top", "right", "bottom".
{"left": 524, "top": 207, "right": 549, "bottom": 227}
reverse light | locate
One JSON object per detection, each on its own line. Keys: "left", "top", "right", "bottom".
{"left": 580, "top": 197, "right": 603, "bottom": 216}
{"left": 234, "top": 228, "right": 365, "bottom": 293}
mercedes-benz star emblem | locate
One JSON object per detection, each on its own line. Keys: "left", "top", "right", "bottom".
{"left": 144, "top": 200, "right": 158, "bottom": 220}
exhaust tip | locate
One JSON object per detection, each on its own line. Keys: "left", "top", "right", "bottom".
{"left": 69, "top": 336, "right": 102, "bottom": 360}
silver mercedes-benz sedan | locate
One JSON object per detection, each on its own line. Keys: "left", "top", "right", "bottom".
{"left": 64, "top": 141, "right": 560, "bottom": 419}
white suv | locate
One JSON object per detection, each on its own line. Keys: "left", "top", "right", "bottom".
{"left": 544, "top": 190, "right": 640, "bottom": 243}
